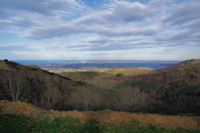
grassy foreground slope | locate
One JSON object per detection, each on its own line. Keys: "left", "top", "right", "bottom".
{"left": 0, "top": 100, "right": 200, "bottom": 132}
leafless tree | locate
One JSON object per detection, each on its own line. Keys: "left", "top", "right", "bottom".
{"left": 68, "top": 87, "right": 93, "bottom": 111}
{"left": 40, "top": 85, "right": 62, "bottom": 109}
{"left": 112, "top": 87, "right": 149, "bottom": 111}
{"left": 5, "top": 72, "right": 30, "bottom": 101}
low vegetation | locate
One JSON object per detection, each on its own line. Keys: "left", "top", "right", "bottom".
{"left": 1, "top": 114, "right": 200, "bottom": 133}
{"left": 0, "top": 101, "right": 200, "bottom": 133}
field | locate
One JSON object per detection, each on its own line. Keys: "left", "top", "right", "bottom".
{"left": 0, "top": 100, "right": 200, "bottom": 133}
{"left": 104, "top": 68, "right": 154, "bottom": 76}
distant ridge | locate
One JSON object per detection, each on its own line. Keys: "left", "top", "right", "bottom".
{"left": 133, "top": 58, "right": 200, "bottom": 87}
{"left": 173, "top": 59, "right": 200, "bottom": 67}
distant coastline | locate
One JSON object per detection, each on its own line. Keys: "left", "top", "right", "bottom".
{"left": 13, "top": 60, "right": 181, "bottom": 70}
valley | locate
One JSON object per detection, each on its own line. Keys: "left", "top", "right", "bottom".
{"left": 0, "top": 59, "right": 200, "bottom": 132}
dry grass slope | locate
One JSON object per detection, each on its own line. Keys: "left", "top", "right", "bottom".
{"left": 0, "top": 61, "right": 15, "bottom": 71}
{"left": 0, "top": 100, "right": 199, "bottom": 130}
{"left": 0, "top": 100, "right": 42, "bottom": 117}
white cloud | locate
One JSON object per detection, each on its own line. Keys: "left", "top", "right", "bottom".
{"left": 0, "top": 0, "right": 200, "bottom": 60}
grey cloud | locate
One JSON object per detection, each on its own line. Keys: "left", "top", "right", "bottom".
{"left": 0, "top": 0, "right": 83, "bottom": 17}
{"left": 164, "top": 1, "right": 200, "bottom": 27}
{"left": 87, "top": 36, "right": 141, "bottom": 45}
{"left": 25, "top": 24, "right": 87, "bottom": 39}
{"left": 114, "top": 28, "right": 157, "bottom": 37}
{"left": 0, "top": 45, "right": 32, "bottom": 52}
{"left": 162, "top": 30, "right": 200, "bottom": 44}
{"left": 76, "top": 1, "right": 157, "bottom": 25}
{"left": 153, "top": 1, "right": 200, "bottom": 48}
{"left": 151, "top": 49, "right": 173, "bottom": 55}
{"left": 27, "top": 23, "right": 158, "bottom": 39}
{"left": 0, "top": 0, "right": 86, "bottom": 31}
{"left": 0, "top": 15, "right": 38, "bottom": 28}
{"left": 24, "top": 0, "right": 160, "bottom": 39}
{"left": 88, "top": 39, "right": 109, "bottom": 44}
{"left": 13, "top": 18, "right": 38, "bottom": 27}
{"left": 82, "top": 35, "right": 158, "bottom": 51}
{"left": 0, "top": 0, "right": 159, "bottom": 39}
{"left": 86, "top": 42, "right": 157, "bottom": 51}
{"left": 1, "top": 0, "right": 200, "bottom": 52}
{"left": 156, "top": 23, "right": 200, "bottom": 45}
{"left": 0, "top": 12, "right": 41, "bottom": 31}
{"left": 105, "top": 1, "right": 156, "bottom": 23}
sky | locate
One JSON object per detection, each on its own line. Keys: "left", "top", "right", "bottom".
{"left": 0, "top": 0, "right": 200, "bottom": 61}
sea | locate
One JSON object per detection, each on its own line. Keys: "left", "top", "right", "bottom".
{"left": 13, "top": 60, "right": 181, "bottom": 70}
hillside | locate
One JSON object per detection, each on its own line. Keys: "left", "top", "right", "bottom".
{"left": 132, "top": 60, "right": 200, "bottom": 86}
{"left": 56, "top": 60, "right": 200, "bottom": 114}
{"left": 0, "top": 60, "right": 88, "bottom": 110}
{"left": 116, "top": 60, "right": 200, "bottom": 114}
{"left": 0, "top": 59, "right": 200, "bottom": 115}
{"left": 173, "top": 59, "right": 200, "bottom": 67}
{"left": 0, "top": 60, "right": 118, "bottom": 111}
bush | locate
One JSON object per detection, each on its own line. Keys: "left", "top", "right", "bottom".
{"left": 116, "top": 73, "right": 123, "bottom": 77}
{"left": 97, "top": 109, "right": 114, "bottom": 114}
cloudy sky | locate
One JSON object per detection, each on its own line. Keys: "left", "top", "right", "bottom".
{"left": 0, "top": 0, "right": 200, "bottom": 60}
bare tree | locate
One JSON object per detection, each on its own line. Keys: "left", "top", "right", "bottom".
{"left": 0, "top": 80, "right": 7, "bottom": 99}
{"left": 5, "top": 72, "right": 30, "bottom": 101}
{"left": 112, "top": 87, "right": 149, "bottom": 111}
{"left": 68, "top": 87, "right": 93, "bottom": 111}
{"left": 40, "top": 86, "right": 62, "bottom": 109}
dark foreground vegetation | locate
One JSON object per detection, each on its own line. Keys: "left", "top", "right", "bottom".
{"left": 1, "top": 114, "right": 199, "bottom": 133}
{"left": 0, "top": 59, "right": 200, "bottom": 115}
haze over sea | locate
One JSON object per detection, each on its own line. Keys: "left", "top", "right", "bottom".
{"left": 13, "top": 60, "right": 181, "bottom": 70}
